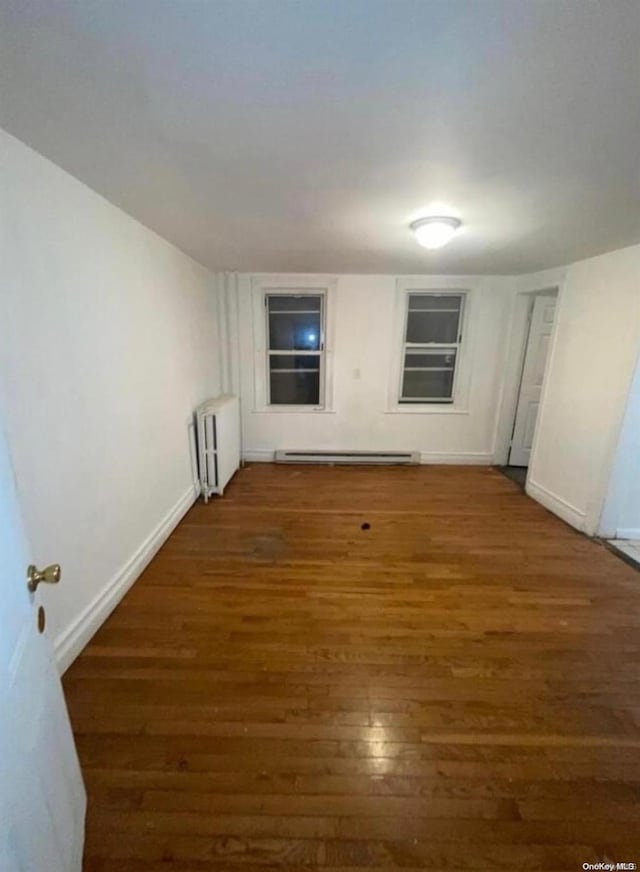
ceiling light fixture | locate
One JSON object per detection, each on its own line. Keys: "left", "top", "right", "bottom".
{"left": 410, "top": 216, "right": 461, "bottom": 250}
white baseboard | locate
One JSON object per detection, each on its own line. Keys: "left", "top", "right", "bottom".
{"left": 72, "top": 804, "right": 86, "bottom": 872}
{"left": 420, "top": 451, "right": 493, "bottom": 465}
{"left": 244, "top": 449, "right": 493, "bottom": 465}
{"left": 243, "top": 449, "right": 276, "bottom": 462}
{"left": 526, "top": 478, "right": 587, "bottom": 532}
{"left": 55, "top": 485, "right": 197, "bottom": 673}
{"left": 615, "top": 528, "right": 640, "bottom": 540}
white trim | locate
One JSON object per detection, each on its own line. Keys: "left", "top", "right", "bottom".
{"left": 492, "top": 286, "right": 561, "bottom": 466}
{"left": 388, "top": 280, "right": 475, "bottom": 413}
{"left": 526, "top": 279, "right": 565, "bottom": 481}
{"left": 244, "top": 449, "right": 492, "bottom": 465}
{"left": 384, "top": 407, "right": 469, "bottom": 416}
{"left": 250, "top": 275, "right": 337, "bottom": 413}
{"left": 526, "top": 478, "right": 587, "bottom": 531}
{"left": 615, "top": 528, "right": 640, "bottom": 540}
{"left": 265, "top": 292, "right": 325, "bottom": 407}
{"left": 243, "top": 449, "right": 276, "bottom": 462}
{"left": 508, "top": 292, "right": 558, "bottom": 467}
{"left": 55, "top": 485, "right": 197, "bottom": 673}
{"left": 251, "top": 407, "right": 337, "bottom": 415}
{"left": 71, "top": 825, "right": 85, "bottom": 872}
{"left": 492, "top": 292, "right": 535, "bottom": 465}
{"left": 398, "top": 292, "right": 465, "bottom": 404}
{"left": 420, "top": 451, "right": 493, "bottom": 465}
{"left": 276, "top": 449, "right": 420, "bottom": 465}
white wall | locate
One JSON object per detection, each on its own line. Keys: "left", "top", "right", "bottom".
{"left": 235, "top": 273, "right": 514, "bottom": 462}
{"left": 526, "top": 244, "right": 640, "bottom": 534}
{"left": 0, "top": 130, "right": 220, "bottom": 670}
{"left": 600, "top": 350, "right": 640, "bottom": 539}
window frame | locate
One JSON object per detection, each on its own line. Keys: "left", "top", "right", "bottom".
{"left": 398, "top": 292, "right": 465, "bottom": 405}
{"left": 250, "top": 275, "right": 336, "bottom": 414}
{"left": 265, "top": 293, "right": 325, "bottom": 407}
{"left": 387, "top": 281, "right": 473, "bottom": 414}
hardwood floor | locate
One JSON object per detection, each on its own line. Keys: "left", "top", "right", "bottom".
{"left": 63, "top": 464, "right": 640, "bottom": 871}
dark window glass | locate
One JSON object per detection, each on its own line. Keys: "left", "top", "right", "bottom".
{"left": 268, "top": 295, "right": 322, "bottom": 313}
{"left": 401, "top": 369, "right": 454, "bottom": 401}
{"left": 270, "top": 354, "right": 321, "bottom": 371}
{"left": 270, "top": 370, "right": 320, "bottom": 405}
{"left": 404, "top": 350, "right": 457, "bottom": 369}
{"left": 269, "top": 313, "right": 321, "bottom": 350}
{"left": 408, "top": 294, "right": 462, "bottom": 312}
{"left": 406, "top": 310, "right": 460, "bottom": 344}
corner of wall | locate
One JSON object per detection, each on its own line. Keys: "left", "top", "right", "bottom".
{"left": 55, "top": 486, "right": 197, "bottom": 673}
{"left": 525, "top": 477, "right": 588, "bottom": 533}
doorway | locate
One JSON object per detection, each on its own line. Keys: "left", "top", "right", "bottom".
{"left": 508, "top": 291, "right": 557, "bottom": 469}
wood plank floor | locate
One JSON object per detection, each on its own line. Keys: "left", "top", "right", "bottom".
{"left": 63, "top": 464, "right": 640, "bottom": 871}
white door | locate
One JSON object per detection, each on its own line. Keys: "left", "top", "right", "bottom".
{"left": 509, "top": 294, "right": 556, "bottom": 467}
{"left": 0, "top": 420, "right": 86, "bottom": 871}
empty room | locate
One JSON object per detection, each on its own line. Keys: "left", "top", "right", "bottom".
{"left": 2, "top": 1, "right": 640, "bottom": 870}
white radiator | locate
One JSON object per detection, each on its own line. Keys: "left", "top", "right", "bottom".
{"left": 196, "top": 395, "right": 240, "bottom": 501}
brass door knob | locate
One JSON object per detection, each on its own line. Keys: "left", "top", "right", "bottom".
{"left": 27, "top": 563, "right": 61, "bottom": 593}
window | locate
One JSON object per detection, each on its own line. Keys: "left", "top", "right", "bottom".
{"left": 266, "top": 294, "right": 324, "bottom": 405}
{"left": 399, "top": 293, "right": 465, "bottom": 403}
{"left": 251, "top": 276, "right": 335, "bottom": 413}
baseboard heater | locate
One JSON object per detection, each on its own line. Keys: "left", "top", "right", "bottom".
{"left": 275, "top": 449, "right": 420, "bottom": 465}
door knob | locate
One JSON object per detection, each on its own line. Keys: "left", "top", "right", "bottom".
{"left": 27, "top": 563, "right": 61, "bottom": 593}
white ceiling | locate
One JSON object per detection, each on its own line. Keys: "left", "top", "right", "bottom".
{"left": 2, "top": 0, "right": 639, "bottom": 275}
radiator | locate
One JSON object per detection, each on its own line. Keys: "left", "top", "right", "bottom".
{"left": 275, "top": 449, "right": 420, "bottom": 465}
{"left": 196, "top": 395, "right": 240, "bottom": 501}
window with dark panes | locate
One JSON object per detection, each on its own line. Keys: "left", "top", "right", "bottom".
{"left": 399, "top": 293, "right": 465, "bottom": 403}
{"left": 266, "top": 294, "right": 324, "bottom": 405}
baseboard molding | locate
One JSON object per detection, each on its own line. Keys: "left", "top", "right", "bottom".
{"left": 244, "top": 449, "right": 493, "bottom": 466}
{"left": 72, "top": 801, "right": 86, "bottom": 872}
{"left": 420, "top": 452, "right": 493, "bottom": 465}
{"left": 243, "top": 449, "right": 276, "bottom": 462}
{"left": 55, "top": 485, "right": 197, "bottom": 673}
{"left": 616, "top": 527, "right": 640, "bottom": 540}
{"left": 526, "top": 478, "right": 587, "bottom": 532}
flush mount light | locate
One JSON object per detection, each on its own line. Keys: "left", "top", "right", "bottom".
{"left": 410, "top": 216, "right": 461, "bottom": 250}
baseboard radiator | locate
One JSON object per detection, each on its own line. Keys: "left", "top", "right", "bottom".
{"left": 196, "top": 394, "right": 241, "bottom": 501}
{"left": 275, "top": 449, "right": 420, "bottom": 465}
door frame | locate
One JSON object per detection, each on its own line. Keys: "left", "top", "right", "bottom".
{"left": 507, "top": 291, "right": 558, "bottom": 467}
{"left": 493, "top": 276, "right": 564, "bottom": 470}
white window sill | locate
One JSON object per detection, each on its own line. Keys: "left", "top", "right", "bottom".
{"left": 385, "top": 405, "right": 469, "bottom": 415}
{"left": 252, "top": 406, "right": 336, "bottom": 414}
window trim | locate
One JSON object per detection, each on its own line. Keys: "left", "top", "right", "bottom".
{"left": 265, "top": 293, "right": 325, "bottom": 407}
{"left": 251, "top": 275, "right": 336, "bottom": 413}
{"left": 398, "top": 292, "right": 465, "bottom": 404}
{"left": 387, "top": 280, "right": 473, "bottom": 415}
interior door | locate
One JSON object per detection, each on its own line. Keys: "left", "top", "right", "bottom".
{"left": 509, "top": 294, "right": 556, "bottom": 467}
{"left": 0, "top": 420, "right": 86, "bottom": 871}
